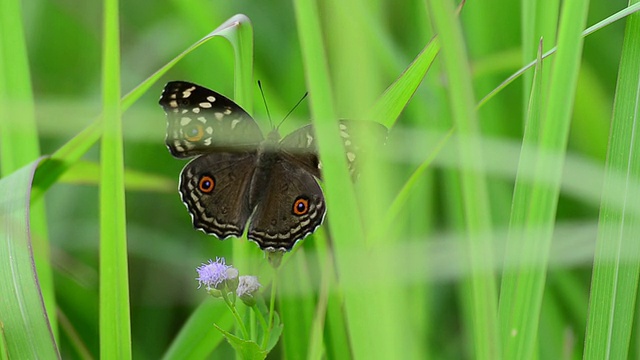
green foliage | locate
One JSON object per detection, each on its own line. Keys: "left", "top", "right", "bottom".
{"left": 2, "top": 0, "right": 640, "bottom": 359}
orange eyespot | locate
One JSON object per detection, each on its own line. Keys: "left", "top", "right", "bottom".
{"left": 292, "top": 197, "right": 310, "bottom": 216}
{"left": 199, "top": 176, "right": 215, "bottom": 193}
{"left": 184, "top": 124, "right": 204, "bottom": 141}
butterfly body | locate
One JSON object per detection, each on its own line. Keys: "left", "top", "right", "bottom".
{"left": 159, "top": 81, "right": 385, "bottom": 251}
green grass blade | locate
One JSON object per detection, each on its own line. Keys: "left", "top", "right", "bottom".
{"left": 30, "top": 15, "right": 253, "bottom": 202}
{"left": 427, "top": 1, "right": 500, "bottom": 358}
{"left": 99, "top": 0, "right": 131, "bottom": 357}
{"left": 0, "top": 159, "right": 59, "bottom": 358}
{"left": 0, "top": 0, "right": 57, "bottom": 342}
{"left": 292, "top": 0, "right": 377, "bottom": 358}
{"left": 498, "top": 37, "right": 546, "bottom": 357}
{"left": 478, "top": 2, "right": 640, "bottom": 109}
{"left": 584, "top": 2, "right": 640, "bottom": 358}
{"left": 367, "top": 36, "right": 440, "bottom": 128}
{"left": 162, "top": 300, "right": 233, "bottom": 360}
{"left": 499, "top": 0, "right": 590, "bottom": 358}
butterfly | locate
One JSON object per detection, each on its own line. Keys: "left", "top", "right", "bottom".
{"left": 159, "top": 81, "right": 387, "bottom": 251}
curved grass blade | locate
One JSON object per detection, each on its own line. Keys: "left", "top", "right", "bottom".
{"left": 0, "top": 0, "right": 57, "bottom": 342}
{"left": 31, "top": 14, "right": 253, "bottom": 202}
{"left": 0, "top": 158, "right": 59, "bottom": 359}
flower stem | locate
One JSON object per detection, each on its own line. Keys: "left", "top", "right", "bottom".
{"left": 222, "top": 291, "right": 250, "bottom": 339}
{"left": 261, "top": 272, "right": 278, "bottom": 349}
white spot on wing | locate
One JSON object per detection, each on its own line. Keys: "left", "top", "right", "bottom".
{"left": 169, "top": 100, "right": 178, "bottom": 108}
{"left": 339, "top": 123, "right": 347, "bottom": 130}
{"left": 192, "top": 107, "right": 200, "bottom": 114}
{"left": 197, "top": 117, "right": 207, "bottom": 123}
{"left": 199, "top": 102, "right": 212, "bottom": 109}
{"left": 215, "top": 112, "right": 224, "bottom": 120}
{"left": 306, "top": 134, "right": 313, "bottom": 147}
{"left": 180, "top": 117, "right": 191, "bottom": 126}
{"left": 207, "top": 96, "right": 216, "bottom": 102}
{"left": 231, "top": 119, "right": 241, "bottom": 129}
{"left": 347, "top": 152, "right": 356, "bottom": 162}
{"left": 182, "top": 86, "right": 196, "bottom": 98}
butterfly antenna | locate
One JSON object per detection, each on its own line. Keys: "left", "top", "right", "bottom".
{"left": 258, "top": 80, "right": 273, "bottom": 128}
{"left": 277, "top": 92, "right": 308, "bottom": 129}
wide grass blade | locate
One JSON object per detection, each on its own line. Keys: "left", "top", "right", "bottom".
{"left": 427, "top": 1, "right": 500, "bottom": 358}
{"left": 584, "top": 2, "right": 640, "bottom": 358}
{"left": 162, "top": 300, "right": 233, "bottom": 360}
{"left": 0, "top": 0, "right": 57, "bottom": 343}
{"left": 498, "top": 0, "right": 590, "bottom": 358}
{"left": 0, "top": 159, "right": 59, "bottom": 358}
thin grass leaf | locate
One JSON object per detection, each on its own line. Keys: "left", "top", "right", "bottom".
{"left": 427, "top": 1, "right": 500, "bottom": 359}
{"left": 584, "top": 3, "right": 640, "bottom": 358}
{"left": 498, "top": 37, "right": 545, "bottom": 356}
{"left": 98, "top": 0, "right": 131, "bottom": 357}
{"left": 499, "top": 0, "right": 590, "bottom": 358}
{"left": 367, "top": 36, "right": 440, "bottom": 128}
{"left": 0, "top": 159, "right": 59, "bottom": 358}
{"left": 478, "top": 2, "right": 640, "bottom": 109}
{"left": 57, "top": 160, "right": 174, "bottom": 193}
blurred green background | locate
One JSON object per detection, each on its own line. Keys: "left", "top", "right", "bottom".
{"left": 8, "top": 0, "right": 639, "bottom": 358}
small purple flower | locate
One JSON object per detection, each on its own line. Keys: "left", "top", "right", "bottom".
{"left": 196, "top": 258, "right": 230, "bottom": 290}
{"left": 237, "top": 275, "right": 261, "bottom": 306}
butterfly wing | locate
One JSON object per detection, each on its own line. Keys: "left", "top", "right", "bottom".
{"left": 280, "top": 120, "right": 388, "bottom": 178}
{"left": 247, "top": 157, "right": 326, "bottom": 251}
{"left": 179, "top": 151, "right": 257, "bottom": 239}
{"left": 159, "top": 81, "right": 264, "bottom": 158}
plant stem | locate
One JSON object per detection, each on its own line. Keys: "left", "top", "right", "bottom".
{"left": 222, "top": 291, "right": 250, "bottom": 340}
{"left": 261, "top": 272, "right": 279, "bottom": 349}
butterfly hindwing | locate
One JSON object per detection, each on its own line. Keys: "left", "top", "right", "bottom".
{"left": 247, "top": 156, "right": 326, "bottom": 251}
{"left": 159, "top": 81, "right": 264, "bottom": 158}
{"left": 179, "top": 151, "right": 257, "bottom": 239}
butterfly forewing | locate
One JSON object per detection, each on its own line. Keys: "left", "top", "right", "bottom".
{"left": 280, "top": 120, "right": 388, "bottom": 179}
{"left": 159, "top": 81, "right": 264, "bottom": 158}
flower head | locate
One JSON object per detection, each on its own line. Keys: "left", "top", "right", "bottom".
{"left": 196, "top": 258, "right": 230, "bottom": 290}
{"left": 236, "top": 275, "right": 262, "bottom": 306}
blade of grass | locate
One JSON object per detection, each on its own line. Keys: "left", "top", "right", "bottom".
{"left": 99, "top": 0, "right": 131, "bottom": 357}
{"left": 162, "top": 300, "right": 233, "bottom": 360}
{"left": 498, "top": 37, "right": 545, "bottom": 356}
{"left": 499, "top": 0, "right": 590, "bottom": 357}
{"left": 367, "top": 36, "right": 440, "bottom": 128}
{"left": 0, "top": 0, "right": 57, "bottom": 342}
{"left": 30, "top": 15, "right": 253, "bottom": 202}
{"left": 0, "top": 159, "right": 59, "bottom": 358}
{"left": 292, "top": 0, "right": 379, "bottom": 358}
{"left": 478, "top": 2, "right": 640, "bottom": 109}
{"left": 584, "top": 2, "right": 640, "bottom": 358}
{"left": 426, "top": 1, "right": 500, "bottom": 359}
